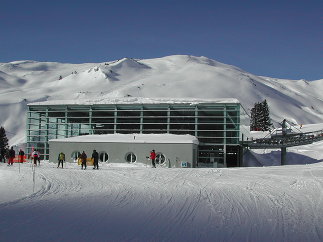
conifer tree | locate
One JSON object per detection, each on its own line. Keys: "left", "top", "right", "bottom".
{"left": 250, "top": 106, "right": 256, "bottom": 131}
{"left": 250, "top": 100, "right": 272, "bottom": 131}
{"left": 0, "top": 126, "right": 9, "bottom": 154}
{"left": 261, "top": 99, "right": 272, "bottom": 131}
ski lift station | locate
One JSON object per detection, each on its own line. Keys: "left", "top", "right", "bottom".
{"left": 49, "top": 134, "right": 199, "bottom": 168}
{"left": 26, "top": 97, "right": 250, "bottom": 168}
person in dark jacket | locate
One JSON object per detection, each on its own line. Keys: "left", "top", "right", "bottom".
{"left": 91, "top": 149, "right": 99, "bottom": 169}
{"left": 18, "top": 149, "right": 25, "bottom": 163}
{"left": 57, "top": 152, "right": 65, "bottom": 168}
{"left": 8, "top": 147, "right": 15, "bottom": 166}
{"left": 80, "top": 151, "right": 87, "bottom": 170}
{"left": 150, "top": 150, "right": 156, "bottom": 168}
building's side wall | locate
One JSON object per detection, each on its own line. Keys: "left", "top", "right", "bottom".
{"left": 49, "top": 141, "right": 197, "bottom": 168}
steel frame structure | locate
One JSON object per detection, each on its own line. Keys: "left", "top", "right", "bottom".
{"left": 27, "top": 100, "right": 249, "bottom": 167}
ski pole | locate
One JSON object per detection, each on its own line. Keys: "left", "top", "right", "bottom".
{"left": 32, "top": 164, "right": 35, "bottom": 193}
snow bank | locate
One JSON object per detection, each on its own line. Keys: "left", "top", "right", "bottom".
{"left": 29, "top": 97, "right": 239, "bottom": 106}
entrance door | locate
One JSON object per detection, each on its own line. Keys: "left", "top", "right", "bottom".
{"left": 226, "top": 146, "right": 239, "bottom": 167}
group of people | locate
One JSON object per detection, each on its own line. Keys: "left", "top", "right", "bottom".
{"left": 2, "top": 147, "right": 158, "bottom": 168}
{"left": 0, "top": 147, "right": 41, "bottom": 166}
{"left": 57, "top": 150, "right": 99, "bottom": 170}
{"left": 0, "top": 147, "right": 17, "bottom": 164}
{"left": 57, "top": 149, "right": 157, "bottom": 169}
{"left": 78, "top": 150, "right": 99, "bottom": 170}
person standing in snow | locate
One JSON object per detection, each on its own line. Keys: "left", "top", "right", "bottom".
{"left": 18, "top": 149, "right": 25, "bottom": 163}
{"left": 57, "top": 152, "right": 65, "bottom": 168}
{"left": 32, "top": 149, "right": 40, "bottom": 166}
{"left": 8, "top": 147, "right": 15, "bottom": 166}
{"left": 150, "top": 150, "right": 156, "bottom": 168}
{"left": 91, "top": 149, "right": 99, "bottom": 170}
{"left": 80, "top": 151, "right": 87, "bottom": 170}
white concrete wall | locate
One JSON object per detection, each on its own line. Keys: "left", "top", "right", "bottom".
{"left": 49, "top": 141, "right": 198, "bottom": 168}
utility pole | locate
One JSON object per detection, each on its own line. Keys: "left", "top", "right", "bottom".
{"left": 281, "top": 119, "right": 287, "bottom": 165}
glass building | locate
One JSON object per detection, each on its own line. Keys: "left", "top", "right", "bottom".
{"left": 27, "top": 98, "right": 250, "bottom": 167}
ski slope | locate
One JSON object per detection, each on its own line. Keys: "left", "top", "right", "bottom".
{"left": 0, "top": 161, "right": 322, "bottom": 241}
{"left": 1, "top": 55, "right": 323, "bottom": 145}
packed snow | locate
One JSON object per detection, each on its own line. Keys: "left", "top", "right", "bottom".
{"left": 0, "top": 158, "right": 322, "bottom": 241}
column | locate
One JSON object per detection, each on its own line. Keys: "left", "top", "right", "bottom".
{"left": 140, "top": 106, "right": 143, "bottom": 133}
{"left": 114, "top": 106, "right": 117, "bottom": 133}
{"left": 223, "top": 105, "right": 227, "bottom": 167}
{"left": 89, "top": 107, "right": 93, "bottom": 135}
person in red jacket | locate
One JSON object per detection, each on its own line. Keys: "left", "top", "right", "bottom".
{"left": 150, "top": 150, "right": 156, "bottom": 168}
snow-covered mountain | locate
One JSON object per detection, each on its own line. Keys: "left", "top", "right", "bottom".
{"left": 1, "top": 55, "right": 322, "bottom": 145}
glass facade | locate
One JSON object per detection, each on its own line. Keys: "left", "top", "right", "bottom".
{"left": 27, "top": 101, "right": 249, "bottom": 167}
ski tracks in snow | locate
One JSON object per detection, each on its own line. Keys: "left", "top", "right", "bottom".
{"left": 0, "top": 162, "right": 322, "bottom": 241}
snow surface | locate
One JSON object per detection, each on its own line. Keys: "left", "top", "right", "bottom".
{"left": 0, "top": 159, "right": 322, "bottom": 241}
{"left": 50, "top": 133, "right": 199, "bottom": 144}
{"left": 29, "top": 97, "right": 239, "bottom": 106}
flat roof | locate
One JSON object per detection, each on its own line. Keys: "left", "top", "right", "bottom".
{"left": 29, "top": 97, "right": 239, "bottom": 106}
{"left": 49, "top": 133, "right": 199, "bottom": 145}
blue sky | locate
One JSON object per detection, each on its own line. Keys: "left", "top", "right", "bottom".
{"left": 1, "top": 0, "right": 322, "bottom": 80}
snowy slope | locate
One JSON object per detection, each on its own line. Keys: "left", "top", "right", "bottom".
{"left": 0, "top": 55, "right": 323, "bottom": 145}
{"left": 0, "top": 161, "right": 322, "bottom": 241}
{"left": 1, "top": 56, "right": 323, "bottom": 241}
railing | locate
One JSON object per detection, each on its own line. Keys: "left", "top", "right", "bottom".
{"left": 242, "top": 129, "right": 323, "bottom": 149}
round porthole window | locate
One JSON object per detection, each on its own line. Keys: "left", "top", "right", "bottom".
{"left": 99, "top": 152, "right": 109, "bottom": 162}
{"left": 125, "top": 152, "right": 136, "bottom": 163}
{"left": 71, "top": 151, "right": 81, "bottom": 162}
{"left": 156, "top": 153, "right": 166, "bottom": 165}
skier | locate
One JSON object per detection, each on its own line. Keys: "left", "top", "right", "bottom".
{"left": 150, "top": 150, "right": 156, "bottom": 168}
{"left": 57, "top": 152, "right": 65, "bottom": 168}
{"left": 8, "top": 147, "right": 15, "bottom": 166}
{"left": 32, "top": 149, "right": 40, "bottom": 166}
{"left": 91, "top": 149, "right": 99, "bottom": 170}
{"left": 18, "top": 149, "right": 25, "bottom": 163}
{"left": 80, "top": 151, "right": 87, "bottom": 170}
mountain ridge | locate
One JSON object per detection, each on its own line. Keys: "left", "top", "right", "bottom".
{"left": 0, "top": 55, "right": 322, "bottom": 145}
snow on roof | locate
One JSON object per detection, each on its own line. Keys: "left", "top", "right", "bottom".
{"left": 29, "top": 97, "right": 239, "bottom": 106}
{"left": 49, "top": 133, "right": 199, "bottom": 145}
